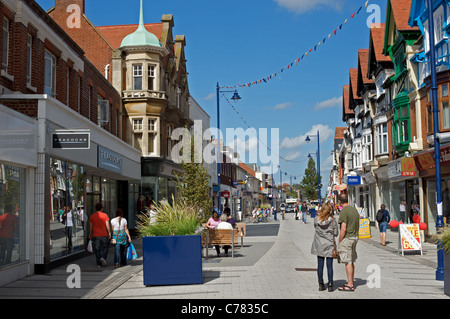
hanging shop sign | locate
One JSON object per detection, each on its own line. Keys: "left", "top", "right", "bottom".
{"left": 52, "top": 131, "right": 90, "bottom": 150}
{"left": 221, "top": 191, "right": 230, "bottom": 198}
{"left": 333, "top": 184, "right": 347, "bottom": 191}
{"left": 347, "top": 176, "right": 361, "bottom": 185}
{"left": 398, "top": 223, "right": 423, "bottom": 256}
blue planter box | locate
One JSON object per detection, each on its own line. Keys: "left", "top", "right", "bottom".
{"left": 445, "top": 251, "right": 450, "bottom": 296}
{"left": 143, "top": 235, "right": 203, "bottom": 286}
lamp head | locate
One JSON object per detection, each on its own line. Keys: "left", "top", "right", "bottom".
{"left": 231, "top": 91, "right": 241, "bottom": 101}
{"left": 305, "top": 135, "right": 311, "bottom": 142}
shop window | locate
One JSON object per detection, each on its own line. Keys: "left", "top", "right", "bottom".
{"left": 49, "top": 158, "right": 85, "bottom": 260}
{"left": 0, "top": 163, "right": 26, "bottom": 267}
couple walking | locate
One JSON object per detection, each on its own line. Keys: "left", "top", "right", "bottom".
{"left": 310, "top": 193, "right": 359, "bottom": 292}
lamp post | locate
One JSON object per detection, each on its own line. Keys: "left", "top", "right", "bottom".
{"left": 306, "top": 130, "right": 321, "bottom": 204}
{"left": 216, "top": 82, "right": 241, "bottom": 214}
{"left": 426, "top": 0, "right": 444, "bottom": 281}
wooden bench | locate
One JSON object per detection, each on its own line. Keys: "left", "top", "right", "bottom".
{"left": 201, "top": 228, "right": 239, "bottom": 258}
{"left": 236, "top": 223, "right": 246, "bottom": 247}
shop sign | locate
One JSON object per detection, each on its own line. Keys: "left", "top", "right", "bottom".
{"left": 221, "top": 191, "right": 230, "bottom": 198}
{"left": 52, "top": 131, "right": 90, "bottom": 149}
{"left": 347, "top": 176, "right": 361, "bottom": 185}
{"left": 401, "top": 158, "right": 416, "bottom": 176}
{"left": 414, "top": 144, "right": 450, "bottom": 171}
{"left": 388, "top": 159, "right": 402, "bottom": 179}
{"left": 399, "top": 224, "right": 422, "bottom": 256}
{"left": 333, "top": 184, "right": 347, "bottom": 191}
{"left": 98, "top": 145, "right": 122, "bottom": 174}
{"left": 358, "top": 219, "right": 371, "bottom": 239}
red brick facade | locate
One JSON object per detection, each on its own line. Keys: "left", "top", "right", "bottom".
{"left": 0, "top": 0, "right": 121, "bottom": 138}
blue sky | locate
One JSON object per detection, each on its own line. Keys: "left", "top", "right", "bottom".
{"left": 36, "top": 0, "right": 387, "bottom": 186}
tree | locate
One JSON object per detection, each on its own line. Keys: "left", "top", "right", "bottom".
{"left": 300, "top": 157, "right": 322, "bottom": 200}
{"left": 175, "top": 132, "right": 211, "bottom": 222}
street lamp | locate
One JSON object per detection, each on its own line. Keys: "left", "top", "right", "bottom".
{"left": 285, "top": 172, "right": 296, "bottom": 196}
{"left": 426, "top": 0, "right": 444, "bottom": 281}
{"left": 305, "top": 130, "right": 321, "bottom": 204}
{"left": 216, "top": 83, "right": 241, "bottom": 214}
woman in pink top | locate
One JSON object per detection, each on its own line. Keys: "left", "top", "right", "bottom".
{"left": 206, "top": 212, "right": 221, "bottom": 229}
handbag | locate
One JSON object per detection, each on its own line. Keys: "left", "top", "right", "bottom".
{"left": 331, "top": 217, "right": 339, "bottom": 259}
{"left": 87, "top": 239, "right": 93, "bottom": 253}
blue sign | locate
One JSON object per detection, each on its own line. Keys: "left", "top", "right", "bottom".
{"left": 347, "top": 176, "right": 361, "bottom": 185}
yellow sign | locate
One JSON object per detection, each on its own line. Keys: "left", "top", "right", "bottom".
{"left": 359, "top": 218, "right": 371, "bottom": 239}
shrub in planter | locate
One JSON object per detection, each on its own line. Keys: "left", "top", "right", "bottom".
{"left": 137, "top": 199, "right": 204, "bottom": 286}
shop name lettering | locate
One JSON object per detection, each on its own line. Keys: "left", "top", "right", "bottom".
{"left": 54, "top": 137, "right": 88, "bottom": 143}
{"left": 99, "top": 149, "right": 122, "bottom": 165}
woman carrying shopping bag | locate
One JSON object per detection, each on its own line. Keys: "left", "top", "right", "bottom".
{"left": 111, "top": 208, "right": 132, "bottom": 268}
{"left": 311, "top": 203, "right": 339, "bottom": 292}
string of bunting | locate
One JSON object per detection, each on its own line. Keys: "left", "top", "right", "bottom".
{"left": 219, "top": 0, "right": 370, "bottom": 90}
{"left": 222, "top": 93, "right": 307, "bottom": 164}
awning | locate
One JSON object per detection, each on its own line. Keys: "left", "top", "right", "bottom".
{"left": 413, "top": 144, "right": 450, "bottom": 171}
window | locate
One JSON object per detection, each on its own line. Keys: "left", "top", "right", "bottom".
{"left": 352, "top": 140, "right": 361, "bottom": 169}
{"left": 66, "top": 68, "right": 70, "bottom": 106}
{"left": 133, "top": 64, "right": 142, "bottom": 90}
{"left": 26, "top": 35, "right": 33, "bottom": 85}
{"left": 44, "top": 50, "right": 57, "bottom": 97}
{"left": 376, "top": 123, "right": 388, "bottom": 155}
{"left": 362, "top": 134, "right": 373, "bottom": 163}
{"left": 148, "top": 119, "right": 156, "bottom": 131}
{"left": 434, "top": 6, "right": 445, "bottom": 44}
{"left": 133, "top": 118, "right": 143, "bottom": 131}
{"left": 148, "top": 65, "right": 155, "bottom": 90}
{"left": 166, "top": 124, "right": 173, "bottom": 157}
{"left": 77, "top": 77, "right": 81, "bottom": 113}
{"left": 97, "top": 95, "right": 110, "bottom": 127}
{"left": 2, "top": 18, "right": 10, "bottom": 72}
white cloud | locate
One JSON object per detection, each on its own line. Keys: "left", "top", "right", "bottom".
{"left": 284, "top": 151, "right": 302, "bottom": 161}
{"left": 273, "top": 102, "right": 293, "bottom": 110}
{"left": 203, "top": 93, "right": 215, "bottom": 101}
{"left": 314, "top": 96, "right": 342, "bottom": 111}
{"left": 274, "top": 0, "right": 345, "bottom": 14}
{"left": 280, "top": 124, "right": 334, "bottom": 149}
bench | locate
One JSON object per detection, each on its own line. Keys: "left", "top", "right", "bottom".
{"left": 201, "top": 228, "right": 239, "bottom": 258}
{"left": 236, "top": 223, "right": 246, "bottom": 247}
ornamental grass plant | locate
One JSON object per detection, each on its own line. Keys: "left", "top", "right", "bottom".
{"left": 137, "top": 198, "right": 202, "bottom": 237}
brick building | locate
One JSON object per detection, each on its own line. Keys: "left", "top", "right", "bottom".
{"left": 0, "top": 0, "right": 141, "bottom": 284}
{"left": 48, "top": 0, "right": 193, "bottom": 228}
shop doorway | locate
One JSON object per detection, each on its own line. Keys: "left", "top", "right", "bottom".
{"left": 85, "top": 192, "right": 101, "bottom": 241}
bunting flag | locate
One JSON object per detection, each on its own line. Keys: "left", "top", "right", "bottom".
{"left": 219, "top": 0, "right": 370, "bottom": 90}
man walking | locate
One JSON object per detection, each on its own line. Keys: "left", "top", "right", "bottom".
{"left": 89, "top": 203, "right": 111, "bottom": 267}
{"left": 337, "top": 193, "right": 359, "bottom": 292}
{"left": 301, "top": 201, "right": 308, "bottom": 224}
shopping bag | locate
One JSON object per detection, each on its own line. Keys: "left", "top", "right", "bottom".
{"left": 87, "top": 240, "right": 93, "bottom": 253}
{"left": 127, "top": 242, "right": 137, "bottom": 260}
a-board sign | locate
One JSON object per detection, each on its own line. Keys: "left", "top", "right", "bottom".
{"left": 398, "top": 223, "right": 423, "bottom": 256}
{"left": 359, "top": 218, "right": 371, "bottom": 239}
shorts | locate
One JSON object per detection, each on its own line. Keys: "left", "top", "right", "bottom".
{"left": 379, "top": 221, "right": 388, "bottom": 233}
{"left": 338, "top": 237, "right": 358, "bottom": 264}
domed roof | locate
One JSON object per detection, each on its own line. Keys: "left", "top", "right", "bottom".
{"left": 120, "top": 0, "right": 161, "bottom": 48}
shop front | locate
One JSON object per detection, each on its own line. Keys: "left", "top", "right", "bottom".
{"left": 0, "top": 104, "right": 37, "bottom": 286}
{"left": 36, "top": 96, "right": 141, "bottom": 273}
{"left": 387, "top": 157, "right": 419, "bottom": 222}
{"left": 414, "top": 144, "right": 450, "bottom": 235}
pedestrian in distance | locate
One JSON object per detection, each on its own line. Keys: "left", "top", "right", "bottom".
{"left": 206, "top": 211, "right": 222, "bottom": 257}
{"left": 294, "top": 201, "right": 300, "bottom": 220}
{"left": 337, "top": 193, "right": 359, "bottom": 292}
{"left": 399, "top": 201, "right": 407, "bottom": 223}
{"left": 301, "top": 201, "right": 308, "bottom": 224}
{"left": 311, "top": 203, "right": 339, "bottom": 292}
{"left": 376, "top": 204, "right": 390, "bottom": 246}
{"left": 89, "top": 203, "right": 111, "bottom": 267}
{"left": 111, "top": 208, "right": 132, "bottom": 268}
